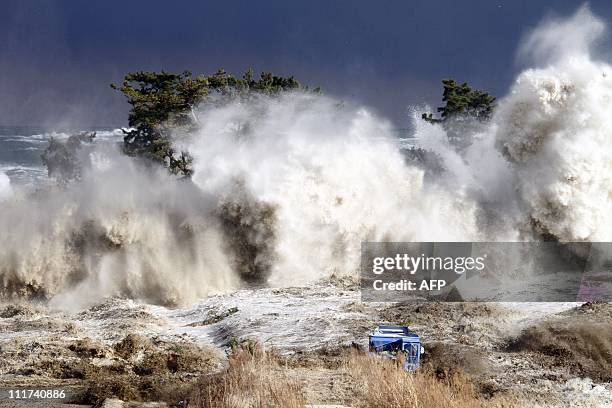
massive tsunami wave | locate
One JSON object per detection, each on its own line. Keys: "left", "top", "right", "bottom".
{"left": 0, "top": 6, "right": 610, "bottom": 307}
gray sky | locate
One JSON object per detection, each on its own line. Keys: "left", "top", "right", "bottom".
{"left": 1, "top": 1, "right": 611, "bottom": 128}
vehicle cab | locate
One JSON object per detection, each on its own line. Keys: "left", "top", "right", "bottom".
{"left": 368, "top": 325, "right": 424, "bottom": 370}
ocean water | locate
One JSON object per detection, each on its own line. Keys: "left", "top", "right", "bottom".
{"left": 0, "top": 125, "right": 415, "bottom": 187}
{"left": 0, "top": 126, "right": 124, "bottom": 186}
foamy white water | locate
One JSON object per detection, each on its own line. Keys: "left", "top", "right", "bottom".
{"left": 0, "top": 6, "right": 610, "bottom": 308}
{"left": 0, "top": 172, "right": 11, "bottom": 200}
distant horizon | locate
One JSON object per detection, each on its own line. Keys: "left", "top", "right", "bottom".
{"left": 0, "top": 124, "right": 124, "bottom": 130}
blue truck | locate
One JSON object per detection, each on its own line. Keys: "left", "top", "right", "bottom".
{"left": 368, "top": 325, "right": 424, "bottom": 371}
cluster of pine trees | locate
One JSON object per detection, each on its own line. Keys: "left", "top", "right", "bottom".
{"left": 43, "top": 68, "right": 496, "bottom": 180}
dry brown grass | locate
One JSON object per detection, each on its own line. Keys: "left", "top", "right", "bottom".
{"left": 188, "top": 344, "right": 306, "bottom": 408}
{"left": 345, "top": 351, "right": 515, "bottom": 408}
{"left": 186, "top": 342, "right": 517, "bottom": 408}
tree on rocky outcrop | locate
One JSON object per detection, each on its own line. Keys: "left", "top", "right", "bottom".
{"left": 112, "top": 69, "right": 314, "bottom": 176}
{"left": 422, "top": 79, "right": 496, "bottom": 149}
{"left": 422, "top": 79, "right": 496, "bottom": 124}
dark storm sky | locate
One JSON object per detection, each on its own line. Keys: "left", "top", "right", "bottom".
{"left": 1, "top": 1, "right": 611, "bottom": 128}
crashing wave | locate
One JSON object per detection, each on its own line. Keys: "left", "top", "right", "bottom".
{"left": 0, "top": 6, "right": 610, "bottom": 306}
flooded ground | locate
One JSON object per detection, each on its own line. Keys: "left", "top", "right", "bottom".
{"left": 0, "top": 280, "right": 610, "bottom": 407}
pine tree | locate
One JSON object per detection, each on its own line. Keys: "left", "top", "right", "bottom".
{"left": 421, "top": 79, "right": 496, "bottom": 149}
{"left": 422, "top": 79, "right": 496, "bottom": 123}
{"left": 112, "top": 69, "right": 313, "bottom": 176}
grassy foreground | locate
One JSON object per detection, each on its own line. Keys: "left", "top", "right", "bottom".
{"left": 186, "top": 344, "right": 517, "bottom": 408}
